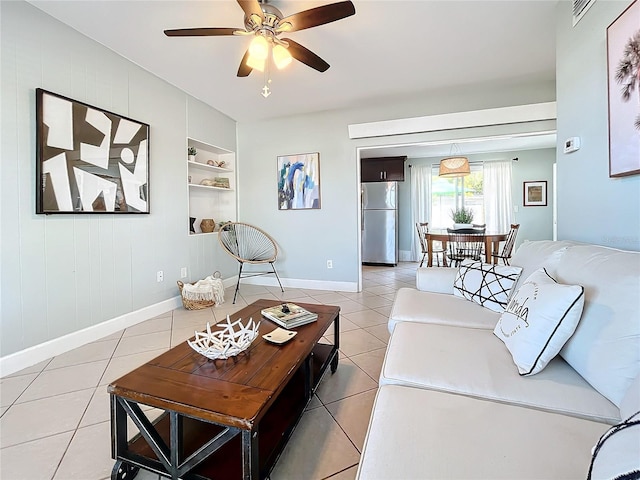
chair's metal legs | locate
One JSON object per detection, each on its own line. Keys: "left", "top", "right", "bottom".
{"left": 232, "top": 261, "right": 283, "bottom": 304}
{"left": 233, "top": 262, "right": 244, "bottom": 304}
{"left": 271, "top": 262, "right": 284, "bottom": 293}
{"left": 419, "top": 253, "right": 426, "bottom": 268}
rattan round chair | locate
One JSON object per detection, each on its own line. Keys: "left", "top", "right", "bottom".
{"left": 218, "top": 222, "right": 284, "bottom": 303}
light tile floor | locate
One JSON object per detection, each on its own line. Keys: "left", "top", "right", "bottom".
{"left": 0, "top": 263, "right": 418, "bottom": 480}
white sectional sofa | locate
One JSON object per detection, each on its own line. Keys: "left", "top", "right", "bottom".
{"left": 357, "top": 241, "right": 640, "bottom": 479}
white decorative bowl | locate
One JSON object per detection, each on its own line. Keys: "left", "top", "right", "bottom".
{"left": 188, "top": 316, "right": 260, "bottom": 360}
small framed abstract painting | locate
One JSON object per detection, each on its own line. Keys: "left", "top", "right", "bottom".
{"left": 523, "top": 181, "right": 547, "bottom": 207}
{"left": 277, "top": 152, "right": 321, "bottom": 210}
{"left": 36, "top": 88, "right": 150, "bottom": 213}
{"left": 607, "top": 0, "right": 640, "bottom": 177}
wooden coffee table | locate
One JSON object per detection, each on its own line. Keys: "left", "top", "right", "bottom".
{"left": 108, "top": 299, "right": 340, "bottom": 480}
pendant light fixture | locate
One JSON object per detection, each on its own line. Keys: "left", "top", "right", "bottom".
{"left": 439, "top": 144, "right": 470, "bottom": 177}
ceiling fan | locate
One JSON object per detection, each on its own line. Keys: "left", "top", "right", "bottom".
{"left": 164, "top": 0, "right": 356, "bottom": 78}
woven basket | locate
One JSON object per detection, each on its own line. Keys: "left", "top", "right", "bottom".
{"left": 177, "top": 272, "right": 222, "bottom": 310}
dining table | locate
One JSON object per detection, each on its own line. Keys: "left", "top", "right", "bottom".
{"left": 426, "top": 229, "right": 508, "bottom": 267}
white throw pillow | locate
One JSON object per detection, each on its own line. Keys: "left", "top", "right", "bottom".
{"left": 453, "top": 261, "right": 522, "bottom": 313}
{"left": 588, "top": 411, "right": 640, "bottom": 480}
{"left": 493, "top": 268, "right": 585, "bottom": 375}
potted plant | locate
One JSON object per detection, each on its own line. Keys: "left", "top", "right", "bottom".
{"left": 451, "top": 206, "right": 474, "bottom": 229}
{"left": 188, "top": 146, "right": 197, "bottom": 162}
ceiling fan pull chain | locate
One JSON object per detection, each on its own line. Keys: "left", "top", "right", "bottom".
{"left": 261, "top": 55, "right": 272, "bottom": 98}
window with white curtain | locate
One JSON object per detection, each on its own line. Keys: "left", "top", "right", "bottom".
{"left": 483, "top": 160, "right": 513, "bottom": 232}
{"left": 430, "top": 163, "right": 484, "bottom": 228}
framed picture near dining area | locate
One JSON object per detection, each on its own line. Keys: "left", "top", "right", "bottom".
{"left": 607, "top": 0, "right": 640, "bottom": 177}
{"left": 523, "top": 181, "right": 547, "bottom": 207}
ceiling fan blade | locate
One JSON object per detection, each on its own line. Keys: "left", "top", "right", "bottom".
{"left": 237, "top": 49, "right": 253, "bottom": 77}
{"left": 276, "top": 1, "right": 355, "bottom": 33}
{"left": 236, "top": 0, "right": 264, "bottom": 23}
{"left": 164, "top": 27, "right": 240, "bottom": 37}
{"left": 283, "top": 39, "right": 330, "bottom": 72}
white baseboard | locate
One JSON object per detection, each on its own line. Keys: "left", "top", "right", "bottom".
{"left": 0, "top": 296, "right": 182, "bottom": 378}
{"left": 0, "top": 275, "right": 356, "bottom": 377}
{"left": 239, "top": 275, "right": 358, "bottom": 293}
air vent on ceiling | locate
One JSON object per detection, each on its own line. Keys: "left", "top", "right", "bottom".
{"left": 573, "top": 0, "right": 596, "bottom": 26}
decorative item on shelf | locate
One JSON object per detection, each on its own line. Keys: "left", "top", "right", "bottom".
{"left": 188, "top": 175, "right": 192, "bottom": 183}
{"left": 177, "top": 272, "right": 225, "bottom": 309}
{"left": 451, "top": 206, "right": 474, "bottom": 229}
{"left": 188, "top": 146, "right": 197, "bottom": 162}
{"left": 187, "top": 316, "right": 260, "bottom": 360}
{"left": 213, "top": 177, "right": 230, "bottom": 188}
{"left": 216, "top": 220, "right": 233, "bottom": 232}
{"left": 200, "top": 178, "right": 216, "bottom": 187}
{"left": 215, "top": 160, "right": 226, "bottom": 168}
{"left": 207, "top": 160, "right": 215, "bottom": 166}
{"left": 189, "top": 216, "right": 196, "bottom": 234}
{"left": 200, "top": 218, "right": 215, "bottom": 233}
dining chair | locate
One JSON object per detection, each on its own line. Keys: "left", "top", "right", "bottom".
{"left": 446, "top": 227, "right": 486, "bottom": 267}
{"left": 492, "top": 224, "right": 520, "bottom": 265}
{"left": 415, "top": 222, "right": 443, "bottom": 267}
{"left": 218, "top": 222, "right": 284, "bottom": 303}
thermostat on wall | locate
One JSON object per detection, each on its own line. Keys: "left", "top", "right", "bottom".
{"left": 563, "top": 137, "right": 581, "bottom": 154}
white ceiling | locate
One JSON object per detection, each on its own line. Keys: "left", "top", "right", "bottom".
{"left": 28, "top": 0, "right": 558, "bottom": 125}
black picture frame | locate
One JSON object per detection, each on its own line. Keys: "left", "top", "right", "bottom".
{"left": 523, "top": 180, "right": 547, "bottom": 207}
{"left": 36, "top": 88, "right": 150, "bottom": 214}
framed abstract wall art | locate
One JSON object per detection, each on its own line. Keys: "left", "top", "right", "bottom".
{"left": 36, "top": 88, "right": 150, "bottom": 213}
{"left": 607, "top": 0, "right": 640, "bottom": 177}
{"left": 277, "top": 152, "right": 321, "bottom": 210}
{"left": 523, "top": 181, "right": 547, "bottom": 207}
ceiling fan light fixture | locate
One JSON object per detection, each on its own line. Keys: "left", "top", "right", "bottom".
{"left": 272, "top": 44, "right": 292, "bottom": 69}
{"left": 246, "top": 53, "right": 265, "bottom": 72}
{"left": 275, "top": 21, "right": 293, "bottom": 33}
{"left": 439, "top": 156, "right": 470, "bottom": 177}
{"left": 248, "top": 35, "right": 269, "bottom": 60}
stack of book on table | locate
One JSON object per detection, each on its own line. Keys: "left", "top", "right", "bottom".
{"left": 261, "top": 303, "right": 318, "bottom": 329}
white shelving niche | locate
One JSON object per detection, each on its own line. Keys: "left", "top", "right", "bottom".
{"left": 187, "top": 138, "right": 236, "bottom": 235}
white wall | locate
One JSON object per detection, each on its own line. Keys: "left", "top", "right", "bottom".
{"left": 556, "top": 0, "right": 640, "bottom": 249}
{"left": 0, "top": 1, "right": 237, "bottom": 359}
{"left": 398, "top": 148, "right": 556, "bottom": 256}
{"left": 237, "top": 82, "right": 556, "bottom": 287}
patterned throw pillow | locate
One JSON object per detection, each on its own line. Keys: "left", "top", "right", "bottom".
{"left": 453, "top": 261, "right": 523, "bottom": 313}
{"left": 587, "top": 411, "right": 640, "bottom": 480}
{"left": 493, "top": 268, "right": 585, "bottom": 376}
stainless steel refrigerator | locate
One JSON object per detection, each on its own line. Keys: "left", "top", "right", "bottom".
{"left": 361, "top": 181, "right": 398, "bottom": 265}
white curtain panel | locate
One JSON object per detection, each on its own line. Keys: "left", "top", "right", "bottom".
{"left": 410, "top": 164, "right": 432, "bottom": 261}
{"left": 483, "top": 160, "right": 513, "bottom": 232}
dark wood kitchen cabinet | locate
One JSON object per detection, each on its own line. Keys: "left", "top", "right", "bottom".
{"left": 361, "top": 156, "right": 406, "bottom": 182}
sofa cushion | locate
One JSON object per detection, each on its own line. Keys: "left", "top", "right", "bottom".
{"left": 493, "top": 268, "right": 585, "bottom": 376}
{"left": 509, "top": 239, "right": 575, "bottom": 295}
{"left": 388, "top": 287, "right": 499, "bottom": 333}
{"left": 453, "top": 261, "right": 522, "bottom": 312}
{"left": 587, "top": 411, "right": 640, "bottom": 480}
{"left": 381, "top": 321, "right": 620, "bottom": 424}
{"left": 357, "top": 384, "right": 609, "bottom": 480}
{"left": 620, "top": 374, "right": 640, "bottom": 420}
{"left": 556, "top": 245, "right": 640, "bottom": 407}
{"left": 416, "top": 266, "right": 457, "bottom": 294}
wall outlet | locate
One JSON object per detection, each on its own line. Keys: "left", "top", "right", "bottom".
{"left": 326, "top": 260, "right": 333, "bottom": 269}
{"left": 180, "top": 267, "right": 187, "bottom": 278}
{"left": 156, "top": 270, "right": 164, "bottom": 282}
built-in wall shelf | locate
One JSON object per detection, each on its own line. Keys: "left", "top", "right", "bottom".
{"left": 187, "top": 138, "right": 237, "bottom": 236}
